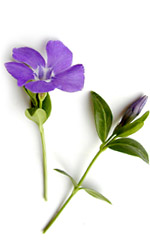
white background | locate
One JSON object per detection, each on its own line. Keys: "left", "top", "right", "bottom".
{"left": 0, "top": 0, "right": 150, "bottom": 251}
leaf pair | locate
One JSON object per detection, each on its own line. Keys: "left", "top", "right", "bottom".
{"left": 54, "top": 169, "right": 111, "bottom": 204}
{"left": 25, "top": 93, "right": 51, "bottom": 126}
{"left": 91, "top": 91, "right": 149, "bottom": 163}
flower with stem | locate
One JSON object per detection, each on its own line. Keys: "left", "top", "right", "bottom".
{"left": 43, "top": 91, "right": 149, "bottom": 232}
{"left": 5, "top": 40, "right": 84, "bottom": 201}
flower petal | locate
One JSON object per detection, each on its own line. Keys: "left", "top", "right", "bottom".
{"left": 25, "top": 80, "right": 55, "bottom": 93}
{"left": 46, "top": 40, "right": 72, "bottom": 74}
{"left": 13, "top": 47, "right": 45, "bottom": 69}
{"left": 52, "top": 64, "right": 84, "bottom": 92}
{"left": 5, "top": 62, "right": 34, "bottom": 86}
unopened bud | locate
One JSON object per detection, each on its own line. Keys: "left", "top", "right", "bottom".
{"left": 119, "top": 95, "right": 148, "bottom": 126}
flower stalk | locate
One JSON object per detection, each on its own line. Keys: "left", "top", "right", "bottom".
{"left": 39, "top": 124, "right": 48, "bottom": 201}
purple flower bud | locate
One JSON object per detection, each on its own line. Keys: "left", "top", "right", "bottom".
{"left": 119, "top": 95, "right": 148, "bottom": 126}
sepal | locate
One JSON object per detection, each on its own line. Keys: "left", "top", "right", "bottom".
{"left": 41, "top": 93, "right": 52, "bottom": 119}
{"left": 25, "top": 108, "right": 47, "bottom": 126}
{"left": 23, "top": 86, "right": 38, "bottom": 107}
{"left": 25, "top": 93, "right": 52, "bottom": 125}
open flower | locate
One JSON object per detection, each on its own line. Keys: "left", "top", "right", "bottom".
{"left": 5, "top": 40, "right": 84, "bottom": 93}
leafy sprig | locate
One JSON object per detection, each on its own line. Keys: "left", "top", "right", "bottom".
{"left": 43, "top": 91, "right": 149, "bottom": 233}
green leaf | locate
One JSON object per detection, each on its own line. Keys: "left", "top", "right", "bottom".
{"left": 116, "top": 122, "right": 144, "bottom": 137}
{"left": 108, "top": 138, "right": 149, "bottom": 163}
{"left": 137, "top": 111, "right": 150, "bottom": 122}
{"left": 25, "top": 108, "right": 47, "bottom": 126}
{"left": 81, "top": 187, "right": 112, "bottom": 204}
{"left": 42, "top": 93, "right": 52, "bottom": 119}
{"left": 91, "top": 91, "right": 113, "bottom": 142}
{"left": 115, "top": 111, "right": 149, "bottom": 137}
{"left": 54, "top": 169, "right": 77, "bottom": 188}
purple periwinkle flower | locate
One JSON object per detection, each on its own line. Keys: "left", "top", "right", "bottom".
{"left": 119, "top": 95, "right": 148, "bottom": 126}
{"left": 5, "top": 40, "right": 84, "bottom": 93}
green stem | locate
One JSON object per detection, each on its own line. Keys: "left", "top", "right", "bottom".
{"left": 77, "top": 149, "right": 102, "bottom": 187}
{"left": 43, "top": 189, "right": 76, "bottom": 233}
{"left": 42, "top": 148, "right": 105, "bottom": 233}
{"left": 39, "top": 124, "right": 47, "bottom": 201}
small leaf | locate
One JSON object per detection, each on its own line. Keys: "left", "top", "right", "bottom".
{"left": 91, "top": 91, "right": 113, "bottom": 142}
{"left": 115, "top": 111, "right": 149, "bottom": 137}
{"left": 54, "top": 169, "right": 77, "bottom": 187}
{"left": 42, "top": 93, "right": 52, "bottom": 119}
{"left": 137, "top": 111, "right": 150, "bottom": 122}
{"left": 116, "top": 122, "right": 144, "bottom": 137}
{"left": 108, "top": 138, "right": 149, "bottom": 163}
{"left": 23, "top": 86, "right": 38, "bottom": 107}
{"left": 81, "top": 187, "right": 112, "bottom": 204}
{"left": 25, "top": 108, "right": 47, "bottom": 125}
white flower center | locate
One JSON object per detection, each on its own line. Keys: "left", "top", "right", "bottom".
{"left": 34, "top": 66, "right": 55, "bottom": 82}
